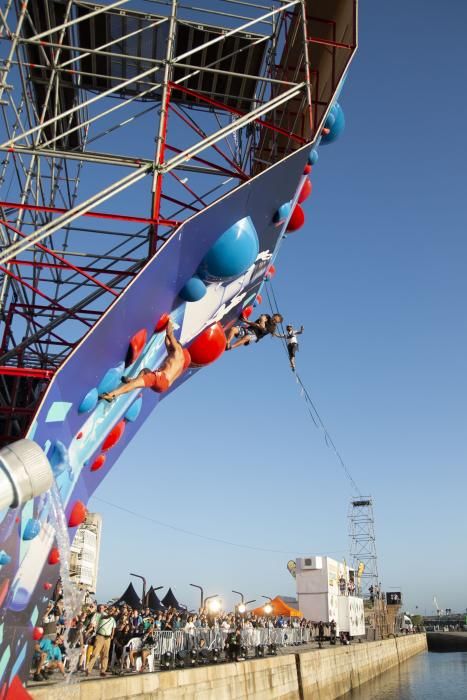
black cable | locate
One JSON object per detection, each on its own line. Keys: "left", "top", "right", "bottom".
{"left": 92, "top": 496, "right": 345, "bottom": 557}
{"left": 266, "top": 280, "right": 363, "bottom": 496}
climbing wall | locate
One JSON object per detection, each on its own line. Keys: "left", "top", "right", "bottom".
{"left": 0, "top": 138, "right": 318, "bottom": 691}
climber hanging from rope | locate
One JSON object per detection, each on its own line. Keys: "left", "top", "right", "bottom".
{"left": 225, "top": 313, "right": 283, "bottom": 351}
{"left": 274, "top": 324, "right": 304, "bottom": 371}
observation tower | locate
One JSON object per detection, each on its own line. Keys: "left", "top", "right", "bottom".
{"left": 0, "top": 0, "right": 357, "bottom": 692}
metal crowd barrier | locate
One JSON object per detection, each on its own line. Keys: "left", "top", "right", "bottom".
{"left": 148, "top": 626, "right": 314, "bottom": 661}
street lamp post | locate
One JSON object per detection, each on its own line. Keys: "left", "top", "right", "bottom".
{"left": 190, "top": 583, "right": 204, "bottom": 611}
{"left": 130, "top": 572, "right": 147, "bottom": 606}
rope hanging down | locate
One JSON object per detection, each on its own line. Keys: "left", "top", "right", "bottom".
{"left": 266, "top": 282, "right": 363, "bottom": 496}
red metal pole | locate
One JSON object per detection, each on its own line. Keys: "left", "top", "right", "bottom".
{"left": 0, "top": 201, "right": 179, "bottom": 227}
{"left": 169, "top": 82, "right": 306, "bottom": 144}
{"left": 150, "top": 85, "right": 172, "bottom": 256}
{"left": 0, "top": 366, "right": 54, "bottom": 379}
{"left": 0, "top": 219, "right": 118, "bottom": 297}
{"left": 0, "top": 265, "right": 93, "bottom": 328}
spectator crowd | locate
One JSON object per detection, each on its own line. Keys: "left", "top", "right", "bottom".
{"left": 31, "top": 590, "right": 347, "bottom": 682}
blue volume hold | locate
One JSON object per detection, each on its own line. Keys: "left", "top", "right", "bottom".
{"left": 78, "top": 387, "right": 98, "bottom": 414}
{"left": 97, "top": 362, "right": 125, "bottom": 395}
{"left": 321, "top": 102, "right": 345, "bottom": 144}
{"left": 48, "top": 440, "right": 69, "bottom": 476}
{"left": 0, "top": 550, "right": 11, "bottom": 565}
{"left": 179, "top": 276, "right": 207, "bottom": 302}
{"left": 125, "top": 396, "right": 143, "bottom": 423}
{"left": 22, "top": 518, "right": 41, "bottom": 541}
{"left": 273, "top": 202, "right": 292, "bottom": 225}
{"left": 198, "top": 216, "right": 259, "bottom": 281}
{"left": 308, "top": 149, "right": 319, "bottom": 166}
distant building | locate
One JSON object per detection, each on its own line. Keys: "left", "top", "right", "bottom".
{"left": 69, "top": 512, "right": 102, "bottom": 593}
{"left": 295, "top": 555, "right": 365, "bottom": 636}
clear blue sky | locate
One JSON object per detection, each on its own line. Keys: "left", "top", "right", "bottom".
{"left": 90, "top": 0, "right": 467, "bottom": 616}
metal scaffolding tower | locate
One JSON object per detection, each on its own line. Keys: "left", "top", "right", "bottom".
{"left": 349, "top": 497, "right": 379, "bottom": 599}
{"left": 0, "top": 0, "right": 357, "bottom": 444}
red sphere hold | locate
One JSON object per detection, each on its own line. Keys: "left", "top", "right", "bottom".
{"left": 298, "top": 179, "right": 312, "bottom": 203}
{"left": 43, "top": 582, "right": 53, "bottom": 591}
{"left": 48, "top": 548, "right": 60, "bottom": 566}
{"left": 128, "top": 329, "right": 147, "bottom": 364}
{"left": 241, "top": 306, "right": 253, "bottom": 320}
{"left": 102, "top": 420, "right": 125, "bottom": 451}
{"left": 265, "top": 264, "right": 276, "bottom": 280}
{"left": 32, "top": 627, "right": 44, "bottom": 641}
{"left": 303, "top": 163, "right": 312, "bottom": 175}
{"left": 90, "top": 454, "right": 106, "bottom": 472}
{"left": 68, "top": 500, "right": 87, "bottom": 528}
{"left": 155, "top": 313, "right": 170, "bottom": 332}
{"left": 286, "top": 204, "right": 305, "bottom": 232}
{"left": 255, "top": 294, "right": 262, "bottom": 305}
{"left": 188, "top": 322, "right": 226, "bottom": 366}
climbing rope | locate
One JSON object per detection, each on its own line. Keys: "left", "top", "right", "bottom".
{"left": 266, "top": 281, "right": 363, "bottom": 496}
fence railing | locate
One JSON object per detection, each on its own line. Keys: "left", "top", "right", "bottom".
{"left": 109, "top": 627, "right": 315, "bottom": 672}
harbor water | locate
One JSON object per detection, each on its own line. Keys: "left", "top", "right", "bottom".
{"left": 342, "top": 651, "right": 467, "bottom": 699}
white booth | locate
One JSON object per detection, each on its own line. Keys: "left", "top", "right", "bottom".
{"left": 296, "top": 556, "right": 365, "bottom": 636}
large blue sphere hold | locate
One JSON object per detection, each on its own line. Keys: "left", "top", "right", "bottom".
{"left": 198, "top": 216, "right": 259, "bottom": 281}
{"left": 179, "top": 275, "right": 207, "bottom": 302}
{"left": 321, "top": 102, "right": 345, "bottom": 144}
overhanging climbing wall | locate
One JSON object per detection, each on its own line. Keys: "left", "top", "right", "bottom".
{"left": 0, "top": 0, "right": 357, "bottom": 692}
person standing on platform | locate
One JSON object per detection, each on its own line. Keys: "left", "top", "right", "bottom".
{"left": 85, "top": 606, "right": 116, "bottom": 677}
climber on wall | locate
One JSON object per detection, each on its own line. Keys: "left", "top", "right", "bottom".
{"left": 225, "top": 313, "right": 283, "bottom": 351}
{"left": 99, "top": 319, "right": 190, "bottom": 400}
{"left": 274, "top": 324, "right": 304, "bottom": 371}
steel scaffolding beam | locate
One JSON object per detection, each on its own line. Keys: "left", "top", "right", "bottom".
{"left": 0, "top": 0, "right": 357, "bottom": 442}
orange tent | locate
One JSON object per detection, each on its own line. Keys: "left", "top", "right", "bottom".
{"left": 251, "top": 596, "right": 302, "bottom": 617}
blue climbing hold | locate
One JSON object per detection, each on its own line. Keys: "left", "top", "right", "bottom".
{"left": 48, "top": 440, "right": 69, "bottom": 475}
{"left": 198, "top": 216, "right": 259, "bottom": 281}
{"left": 308, "top": 149, "right": 319, "bottom": 166}
{"left": 23, "top": 518, "right": 41, "bottom": 541}
{"left": 0, "top": 550, "right": 11, "bottom": 565}
{"left": 97, "top": 362, "right": 125, "bottom": 396}
{"left": 179, "top": 275, "right": 207, "bottom": 302}
{"left": 324, "top": 112, "right": 336, "bottom": 129}
{"left": 125, "top": 396, "right": 143, "bottom": 422}
{"left": 321, "top": 102, "right": 345, "bottom": 144}
{"left": 78, "top": 387, "right": 98, "bottom": 414}
{"left": 273, "top": 202, "right": 292, "bottom": 225}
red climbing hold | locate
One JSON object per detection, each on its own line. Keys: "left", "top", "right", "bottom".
{"left": 188, "top": 322, "right": 226, "bottom": 366}
{"left": 5, "top": 675, "right": 33, "bottom": 700}
{"left": 68, "top": 500, "right": 87, "bottom": 528}
{"left": 286, "top": 204, "right": 305, "bottom": 232}
{"left": 48, "top": 548, "right": 60, "bottom": 565}
{"left": 155, "top": 313, "right": 170, "bottom": 332}
{"left": 265, "top": 264, "right": 276, "bottom": 280}
{"left": 183, "top": 348, "right": 191, "bottom": 370}
{"left": 90, "top": 454, "right": 106, "bottom": 472}
{"left": 76, "top": 432, "right": 83, "bottom": 440}
{"left": 255, "top": 294, "right": 262, "bottom": 305}
{"left": 303, "top": 163, "right": 312, "bottom": 175}
{"left": 241, "top": 306, "right": 253, "bottom": 320}
{"left": 43, "top": 582, "right": 53, "bottom": 591}
{"left": 32, "top": 627, "right": 44, "bottom": 641}
{"left": 0, "top": 578, "right": 9, "bottom": 608}
{"left": 128, "top": 329, "right": 147, "bottom": 364}
{"left": 102, "top": 420, "right": 125, "bottom": 451}
{"left": 298, "top": 179, "right": 312, "bottom": 203}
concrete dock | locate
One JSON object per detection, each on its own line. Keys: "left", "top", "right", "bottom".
{"left": 30, "top": 633, "right": 427, "bottom": 700}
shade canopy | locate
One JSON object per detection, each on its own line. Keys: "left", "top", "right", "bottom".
{"left": 251, "top": 596, "right": 302, "bottom": 617}
{"left": 161, "top": 588, "right": 182, "bottom": 610}
{"left": 146, "top": 586, "right": 165, "bottom": 612}
{"left": 117, "top": 582, "right": 141, "bottom": 609}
